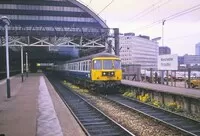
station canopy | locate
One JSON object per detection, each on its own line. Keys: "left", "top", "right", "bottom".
{"left": 0, "top": 0, "right": 114, "bottom": 60}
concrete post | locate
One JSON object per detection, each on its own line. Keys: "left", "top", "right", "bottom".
{"left": 166, "top": 70, "right": 169, "bottom": 85}
{"left": 136, "top": 67, "right": 141, "bottom": 81}
{"left": 188, "top": 68, "right": 191, "bottom": 88}
{"left": 170, "top": 71, "right": 173, "bottom": 86}
{"left": 128, "top": 65, "right": 130, "bottom": 80}
{"left": 174, "top": 70, "right": 176, "bottom": 87}
{"left": 183, "top": 98, "right": 191, "bottom": 113}
{"left": 184, "top": 71, "right": 187, "bottom": 88}
{"left": 150, "top": 68, "right": 153, "bottom": 83}
{"left": 160, "top": 71, "right": 164, "bottom": 84}
{"left": 144, "top": 69, "right": 147, "bottom": 82}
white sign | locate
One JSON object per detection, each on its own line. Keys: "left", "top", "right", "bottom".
{"left": 158, "top": 54, "right": 178, "bottom": 70}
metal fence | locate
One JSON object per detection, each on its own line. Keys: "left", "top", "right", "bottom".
{"left": 123, "top": 65, "right": 200, "bottom": 89}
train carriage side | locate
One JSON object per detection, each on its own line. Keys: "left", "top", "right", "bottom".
{"left": 66, "top": 59, "right": 92, "bottom": 80}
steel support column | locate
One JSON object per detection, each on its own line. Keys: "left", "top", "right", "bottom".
{"left": 5, "top": 25, "right": 10, "bottom": 98}
{"left": 114, "top": 28, "right": 119, "bottom": 56}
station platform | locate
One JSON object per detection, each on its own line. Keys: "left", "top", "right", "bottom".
{"left": 122, "top": 80, "right": 200, "bottom": 99}
{"left": 0, "top": 73, "right": 85, "bottom": 136}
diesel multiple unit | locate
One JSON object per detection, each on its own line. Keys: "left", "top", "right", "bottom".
{"left": 53, "top": 53, "right": 122, "bottom": 91}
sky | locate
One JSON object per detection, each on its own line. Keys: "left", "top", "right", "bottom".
{"left": 78, "top": 0, "right": 200, "bottom": 55}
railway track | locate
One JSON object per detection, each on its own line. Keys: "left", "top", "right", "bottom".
{"left": 103, "top": 94, "right": 200, "bottom": 136}
{"left": 48, "top": 77, "right": 134, "bottom": 136}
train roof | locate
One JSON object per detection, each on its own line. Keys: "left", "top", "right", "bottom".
{"left": 65, "top": 53, "right": 119, "bottom": 63}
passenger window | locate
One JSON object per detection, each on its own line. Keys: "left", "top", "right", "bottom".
{"left": 81, "top": 62, "right": 83, "bottom": 71}
{"left": 85, "top": 62, "right": 87, "bottom": 71}
{"left": 75, "top": 63, "right": 77, "bottom": 70}
{"left": 83, "top": 62, "right": 85, "bottom": 71}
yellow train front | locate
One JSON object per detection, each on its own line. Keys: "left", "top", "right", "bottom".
{"left": 91, "top": 55, "right": 122, "bottom": 82}
{"left": 54, "top": 53, "right": 122, "bottom": 92}
{"left": 90, "top": 53, "right": 122, "bottom": 90}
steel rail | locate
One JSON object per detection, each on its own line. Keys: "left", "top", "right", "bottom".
{"left": 101, "top": 94, "right": 200, "bottom": 136}
{"left": 47, "top": 76, "right": 135, "bottom": 136}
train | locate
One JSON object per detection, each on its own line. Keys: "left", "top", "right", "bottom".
{"left": 52, "top": 52, "right": 122, "bottom": 91}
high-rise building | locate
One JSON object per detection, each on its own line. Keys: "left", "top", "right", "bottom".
{"left": 119, "top": 34, "right": 158, "bottom": 70}
{"left": 159, "top": 46, "right": 171, "bottom": 55}
{"left": 195, "top": 43, "right": 200, "bottom": 55}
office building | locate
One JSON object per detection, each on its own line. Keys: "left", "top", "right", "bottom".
{"left": 119, "top": 34, "right": 158, "bottom": 70}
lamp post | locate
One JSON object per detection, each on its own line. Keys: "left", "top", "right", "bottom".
{"left": 162, "top": 20, "right": 166, "bottom": 47}
{"left": 1, "top": 16, "right": 11, "bottom": 98}
{"left": 25, "top": 52, "right": 28, "bottom": 77}
{"left": 161, "top": 20, "right": 166, "bottom": 85}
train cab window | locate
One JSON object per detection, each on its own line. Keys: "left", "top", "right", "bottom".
{"left": 114, "top": 60, "right": 121, "bottom": 69}
{"left": 93, "top": 60, "right": 102, "bottom": 70}
{"left": 103, "top": 60, "right": 113, "bottom": 70}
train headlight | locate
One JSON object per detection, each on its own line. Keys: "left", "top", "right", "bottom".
{"left": 103, "top": 72, "right": 106, "bottom": 75}
{"left": 110, "top": 72, "right": 115, "bottom": 76}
